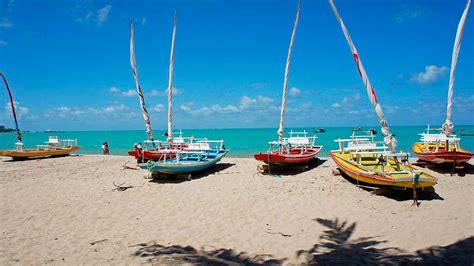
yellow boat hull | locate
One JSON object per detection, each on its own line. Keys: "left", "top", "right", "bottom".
{"left": 0, "top": 146, "right": 80, "bottom": 159}
{"left": 331, "top": 150, "right": 436, "bottom": 189}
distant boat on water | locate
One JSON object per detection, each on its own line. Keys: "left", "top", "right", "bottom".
{"left": 44, "top": 129, "right": 62, "bottom": 133}
{"left": 314, "top": 128, "right": 326, "bottom": 133}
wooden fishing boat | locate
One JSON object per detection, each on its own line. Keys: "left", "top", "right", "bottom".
{"left": 254, "top": 131, "right": 322, "bottom": 166}
{"left": 1, "top": 137, "right": 80, "bottom": 160}
{"left": 254, "top": 146, "right": 321, "bottom": 166}
{"left": 413, "top": 0, "right": 472, "bottom": 169}
{"left": 329, "top": 0, "right": 436, "bottom": 200}
{"left": 413, "top": 129, "right": 473, "bottom": 165}
{"left": 137, "top": 15, "right": 227, "bottom": 175}
{"left": 331, "top": 137, "right": 436, "bottom": 189}
{"left": 127, "top": 133, "right": 190, "bottom": 162}
{"left": 254, "top": 1, "right": 322, "bottom": 167}
{"left": 147, "top": 149, "right": 228, "bottom": 175}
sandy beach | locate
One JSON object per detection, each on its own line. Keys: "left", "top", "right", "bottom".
{"left": 1, "top": 155, "right": 473, "bottom": 264}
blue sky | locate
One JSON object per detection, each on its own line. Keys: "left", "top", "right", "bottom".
{"left": 1, "top": 0, "right": 473, "bottom": 131}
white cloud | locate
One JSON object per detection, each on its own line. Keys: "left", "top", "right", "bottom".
{"left": 148, "top": 87, "right": 181, "bottom": 97}
{"left": 148, "top": 90, "right": 159, "bottom": 96}
{"left": 0, "top": 40, "right": 7, "bottom": 46}
{"left": 48, "top": 103, "right": 128, "bottom": 118}
{"left": 290, "top": 87, "right": 301, "bottom": 96}
{"left": 394, "top": 5, "right": 421, "bottom": 24}
{"left": 180, "top": 103, "right": 193, "bottom": 112}
{"left": 55, "top": 106, "right": 71, "bottom": 113}
{"left": 180, "top": 95, "right": 273, "bottom": 117}
{"left": 0, "top": 18, "right": 13, "bottom": 28}
{"left": 75, "top": 5, "right": 112, "bottom": 26}
{"left": 342, "top": 92, "right": 360, "bottom": 103}
{"left": 331, "top": 92, "right": 360, "bottom": 110}
{"left": 4, "top": 101, "right": 29, "bottom": 117}
{"left": 141, "top": 17, "right": 147, "bottom": 26}
{"left": 97, "top": 5, "right": 112, "bottom": 26}
{"left": 410, "top": 65, "right": 449, "bottom": 85}
{"left": 153, "top": 104, "right": 165, "bottom": 113}
{"left": 102, "top": 104, "right": 127, "bottom": 113}
{"left": 122, "top": 89, "right": 137, "bottom": 97}
{"left": 109, "top": 86, "right": 120, "bottom": 93}
{"left": 53, "top": 106, "right": 86, "bottom": 117}
{"left": 240, "top": 95, "right": 274, "bottom": 110}
{"left": 210, "top": 104, "right": 239, "bottom": 113}
{"left": 181, "top": 104, "right": 240, "bottom": 116}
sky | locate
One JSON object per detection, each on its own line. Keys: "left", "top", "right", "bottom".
{"left": 1, "top": 0, "right": 473, "bottom": 131}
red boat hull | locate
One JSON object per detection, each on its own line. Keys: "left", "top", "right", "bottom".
{"left": 128, "top": 149, "right": 176, "bottom": 162}
{"left": 415, "top": 151, "right": 473, "bottom": 164}
{"left": 254, "top": 146, "right": 322, "bottom": 166}
{"left": 413, "top": 143, "right": 473, "bottom": 164}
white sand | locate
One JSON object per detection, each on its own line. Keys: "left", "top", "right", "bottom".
{"left": 1, "top": 155, "right": 473, "bottom": 264}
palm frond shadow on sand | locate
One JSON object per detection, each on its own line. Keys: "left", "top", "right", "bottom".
{"left": 133, "top": 242, "right": 284, "bottom": 265}
{"left": 132, "top": 217, "right": 473, "bottom": 265}
{"left": 297, "top": 218, "right": 474, "bottom": 265}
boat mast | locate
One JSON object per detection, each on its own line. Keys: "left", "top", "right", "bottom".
{"left": 277, "top": 0, "right": 301, "bottom": 143}
{"left": 167, "top": 13, "right": 177, "bottom": 144}
{"left": 0, "top": 72, "right": 22, "bottom": 143}
{"left": 329, "top": 0, "right": 397, "bottom": 152}
{"left": 443, "top": 0, "right": 471, "bottom": 136}
{"left": 130, "top": 21, "right": 154, "bottom": 141}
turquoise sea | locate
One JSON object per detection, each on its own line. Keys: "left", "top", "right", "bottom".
{"left": 1, "top": 126, "right": 474, "bottom": 157}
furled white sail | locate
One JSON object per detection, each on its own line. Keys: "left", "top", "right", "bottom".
{"left": 130, "top": 22, "right": 154, "bottom": 140}
{"left": 167, "top": 14, "right": 177, "bottom": 143}
{"left": 443, "top": 0, "right": 471, "bottom": 136}
{"left": 277, "top": 0, "right": 301, "bottom": 143}
{"left": 329, "top": 0, "right": 397, "bottom": 152}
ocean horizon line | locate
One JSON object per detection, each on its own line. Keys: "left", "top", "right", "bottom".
{"left": 3, "top": 124, "right": 474, "bottom": 133}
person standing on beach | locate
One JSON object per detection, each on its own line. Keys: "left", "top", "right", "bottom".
{"left": 102, "top": 141, "right": 110, "bottom": 155}
{"left": 137, "top": 142, "right": 142, "bottom": 153}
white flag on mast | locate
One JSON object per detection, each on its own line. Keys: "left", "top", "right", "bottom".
{"left": 277, "top": 0, "right": 301, "bottom": 143}
{"left": 130, "top": 22, "right": 154, "bottom": 140}
{"left": 167, "top": 13, "right": 177, "bottom": 143}
{"left": 443, "top": 0, "right": 471, "bottom": 136}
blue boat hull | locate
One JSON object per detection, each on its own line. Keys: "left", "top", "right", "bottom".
{"left": 148, "top": 150, "right": 228, "bottom": 174}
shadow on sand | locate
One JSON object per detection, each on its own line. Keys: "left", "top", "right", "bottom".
{"left": 259, "top": 158, "right": 327, "bottom": 176}
{"left": 149, "top": 163, "right": 235, "bottom": 184}
{"left": 337, "top": 168, "right": 444, "bottom": 203}
{"left": 132, "top": 218, "right": 473, "bottom": 264}
{"left": 419, "top": 162, "right": 474, "bottom": 177}
{"left": 297, "top": 218, "right": 474, "bottom": 265}
{"left": 132, "top": 242, "right": 284, "bottom": 265}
